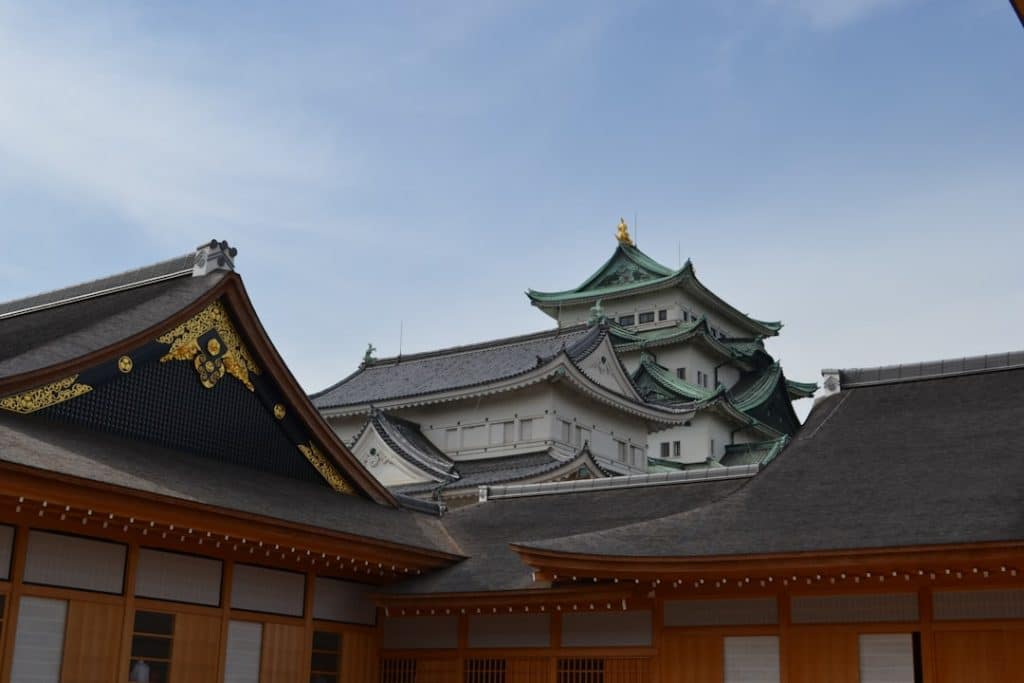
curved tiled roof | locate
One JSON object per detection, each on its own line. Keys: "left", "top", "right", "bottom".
{"left": 517, "top": 362, "right": 1024, "bottom": 560}
{"left": 312, "top": 326, "right": 592, "bottom": 410}
{"left": 527, "top": 244, "right": 782, "bottom": 336}
{"left": 370, "top": 410, "right": 457, "bottom": 483}
{"left": 0, "top": 262, "right": 224, "bottom": 381}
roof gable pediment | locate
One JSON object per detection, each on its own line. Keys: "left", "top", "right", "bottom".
{"left": 580, "top": 245, "right": 675, "bottom": 291}
{"left": 0, "top": 255, "right": 396, "bottom": 505}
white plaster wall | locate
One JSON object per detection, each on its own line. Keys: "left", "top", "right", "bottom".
{"left": 330, "top": 415, "right": 369, "bottom": 446}
{"left": 556, "top": 289, "right": 746, "bottom": 340}
{"left": 548, "top": 383, "right": 647, "bottom": 470}
{"left": 330, "top": 383, "right": 648, "bottom": 472}
{"left": 575, "top": 336, "right": 636, "bottom": 397}
{"left": 350, "top": 426, "right": 435, "bottom": 487}
{"left": 650, "top": 345, "right": 723, "bottom": 390}
{"left": 649, "top": 412, "right": 737, "bottom": 464}
{"left": 398, "top": 384, "right": 555, "bottom": 461}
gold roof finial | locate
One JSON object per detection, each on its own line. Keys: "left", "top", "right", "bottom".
{"left": 615, "top": 217, "right": 634, "bottom": 246}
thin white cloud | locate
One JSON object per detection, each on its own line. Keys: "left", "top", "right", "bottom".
{"left": 0, "top": 5, "right": 347, "bottom": 245}
{"left": 766, "top": 0, "right": 917, "bottom": 29}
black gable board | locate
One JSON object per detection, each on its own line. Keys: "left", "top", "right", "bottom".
{"left": 13, "top": 300, "right": 331, "bottom": 489}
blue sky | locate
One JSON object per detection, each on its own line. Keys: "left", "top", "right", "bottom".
{"left": 1, "top": 0, "right": 1021, "bottom": 403}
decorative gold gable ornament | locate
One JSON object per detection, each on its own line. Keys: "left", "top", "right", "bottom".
{"left": 0, "top": 375, "right": 93, "bottom": 414}
{"left": 298, "top": 442, "right": 354, "bottom": 494}
{"left": 158, "top": 301, "right": 260, "bottom": 391}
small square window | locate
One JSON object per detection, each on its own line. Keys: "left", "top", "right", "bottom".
{"left": 638, "top": 312, "right": 655, "bottom": 324}
{"left": 618, "top": 315, "right": 635, "bottom": 326}
{"left": 672, "top": 441, "right": 681, "bottom": 457}
{"left": 660, "top": 442, "right": 670, "bottom": 458}
{"left": 658, "top": 309, "right": 667, "bottom": 321}
{"left": 676, "top": 368, "right": 686, "bottom": 381}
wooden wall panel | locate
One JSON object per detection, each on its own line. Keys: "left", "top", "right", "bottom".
{"left": 606, "top": 657, "right": 651, "bottom": 683}
{"left": 508, "top": 657, "right": 550, "bottom": 683}
{"left": 415, "top": 658, "right": 459, "bottom": 683}
{"left": 171, "top": 612, "right": 222, "bottom": 683}
{"left": 60, "top": 600, "right": 123, "bottom": 683}
{"left": 340, "top": 629, "right": 379, "bottom": 683}
{"left": 786, "top": 630, "right": 857, "bottom": 683}
{"left": 934, "top": 630, "right": 1024, "bottom": 683}
{"left": 259, "top": 622, "right": 306, "bottom": 683}
{"left": 659, "top": 633, "right": 722, "bottom": 683}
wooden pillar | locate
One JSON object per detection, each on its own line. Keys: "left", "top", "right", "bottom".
{"left": 0, "top": 524, "right": 29, "bottom": 683}
{"left": 918, "top": 586, "right": 935, "bottom": 683}
{"left": 778, "top": 589, "right": 791, "bottom": 683}
{"left": 115, "top": 543, "right": 140, "bottom": 683}
{"left": 216, "top": 559, "right": 235, "bottom": 683}
{"left": 303, "top": 570, "right": 315, "bottom": 682}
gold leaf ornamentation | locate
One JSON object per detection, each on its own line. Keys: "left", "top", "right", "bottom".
{"left": 118, "top": 355, "right": 134, "bottom": 373}
{"left": 273, "top": 403, "right": 286, "bottom": 420}
{"left": 298, "top": 442, "right": 354, "bottom": 495}
{"left": 157, "top": 300, "right": 260, "bottom": 391}
{"left": 0, "top": 375, "right": 93, "bottom": 414}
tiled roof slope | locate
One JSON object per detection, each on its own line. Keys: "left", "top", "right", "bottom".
{"left": 527, "top": 244, "right": 782, "bottom": 336}
{"left": 0, "top": 253, "right": 196, "bottom": 318}
{"left": 0, "top": 414, "right": 458, "bottom": 554}
{"left": 392, "top": 450, "right": 563, "bottom": 497}
{"left": 370, "top": 411, "right": 457, "bottom": 483}
{"left": 389, "top": 476, "right": 747, "bottom": 594}
{"left": 521, "top": 359, "right": 1024, "bottom": 558}
{"left": 0, "top": 271, "right": 224, "bottom": 380}
{"left": 311, "top": 326, "right": 592, "bottom": 409}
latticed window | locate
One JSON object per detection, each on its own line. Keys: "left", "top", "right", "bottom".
{"left": 310, "top": 631, "right": 341, "bottom": 683}
{"left": 465, "top": 658, "right": 507, "bottom": 683}
{"left": 558, "top": 658, "right": 604, "bottom": 683}
{"left": 381, "top": 658, "right": 416, "bottom": 683}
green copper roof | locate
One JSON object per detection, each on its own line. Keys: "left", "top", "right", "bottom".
{"left": 730, "top": 363, "right": 784, "bottom": 412}
{"left": 785, "top": 378, "right": 819, "bottom": 399}
{"left": 609, "top": 317, "right": 766, "bottom": 364}
{"left": 632, "top": 354, "right": 720, "bottom": 402}
{"left": 527, "top": 243, "right": 782, "bottom": 336}
{"left": 719, "top": 436, "right": 790, "bottom": 467}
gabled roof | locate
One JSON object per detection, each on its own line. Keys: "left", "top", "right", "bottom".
{"left": 0, "top": 241, "right": 398, "bottom": 507}
{"left": 526, "top": 244, "right": 782, "bottom": 337}
{"left": 362, "top": 410, "right": 458, "bottom": 483}
{"left": 608, "top": 317, "right": 766, "bottom": 369}
{"left": 631, "top": 355, "right": 786, "bottom": 438}
{"left": 313, "top": 323, "right": 696, "bottom": 425}
{"left": 393, "top": 447, "right": 610, "bottom": 500}
{"left": 513, "top": 352, "right": 1024, "bottom": 564}
{"left": 631, "top": 353, "right": 719, "bottom": 402}
{"left": 312, "top": 325, "right": 591, "bottom": 411}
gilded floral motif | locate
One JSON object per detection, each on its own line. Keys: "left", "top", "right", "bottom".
{"left": 0, "top": 375, "right": 93, "bottom": 414}
{"left": 157, "top": 300, "right": 260, "bottom": 391}
{"left": 298, "top": 442, "right": 354, "bottom": 495}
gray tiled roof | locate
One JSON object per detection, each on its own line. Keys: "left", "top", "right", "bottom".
{"left": 0, "top": 253, "right": 196, "bottom": 318}
{"left": 311, "top": 326, "right": 592, "bottom": 409}
{"left": 0, "top": 265, "right": 222, "bottom": 380}
{"left": 392, "top": 450, "right": 566, "bottom": 497}
{"left": 0, "top": 414, "right": 458, "bottom": 554}
{"left": 388, "top": 476, "right": 747, "bottom": 594}
{"left": 372, "top": 411, "right": 457, "bottom": 482}
{"left": 522, "top": 363, "right": 1024, "bottom": 558}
